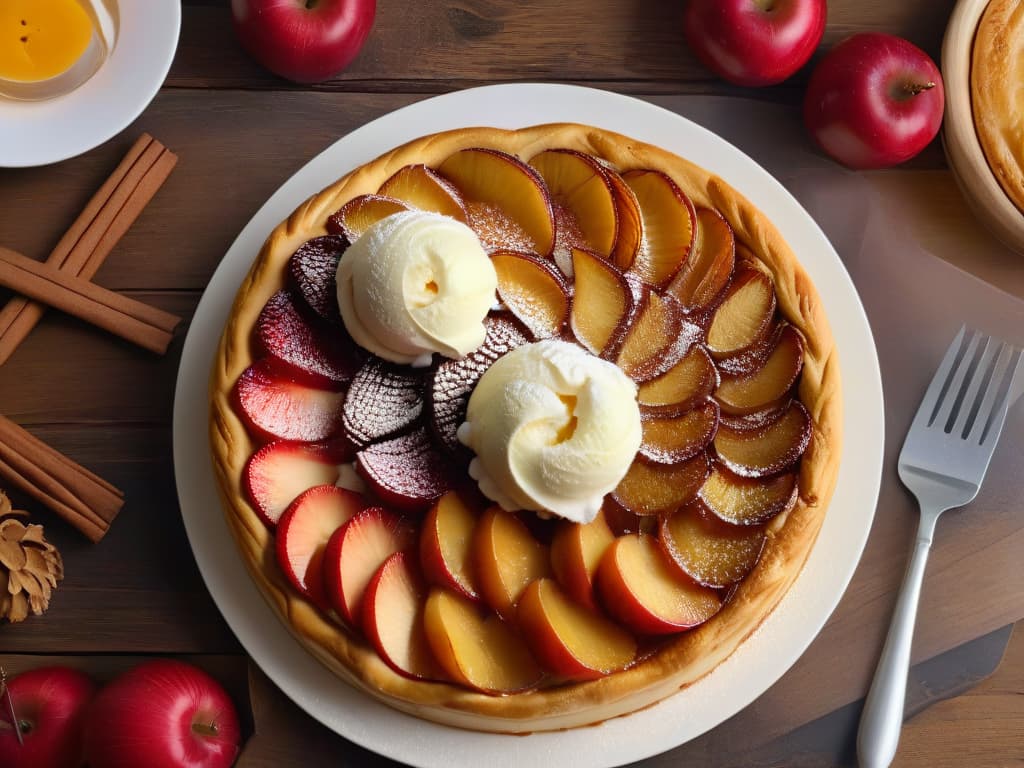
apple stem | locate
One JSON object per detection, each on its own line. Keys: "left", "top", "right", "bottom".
{"left": 0, "top": 669, "right": 23, "bottom": 747}
{"left": 304, "top": 0, "right": 318, "bottom": 8}
{"left": 905, "top": 82, "right": 936, "bottom": 96}
{"left": 192, "top": 720, "right": 220, "bottom": 738}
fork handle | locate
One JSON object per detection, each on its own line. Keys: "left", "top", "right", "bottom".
{"left": 856, "top": 514, "right": 937, "bottom": 768}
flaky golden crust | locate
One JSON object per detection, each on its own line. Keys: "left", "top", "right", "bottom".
{"left": 972, "top": 0, "right": 1024, "bottom": 215}
{"left": 209, "top": 124, "right": 842, "bottom": 732}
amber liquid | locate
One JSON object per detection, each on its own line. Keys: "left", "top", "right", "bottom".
{"left": 0, "top": 0, "right": 117, "bottom": 101}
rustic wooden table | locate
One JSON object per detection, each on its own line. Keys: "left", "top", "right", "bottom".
{"left": 2, "top": 1, "right": 1023, "bottom": 766}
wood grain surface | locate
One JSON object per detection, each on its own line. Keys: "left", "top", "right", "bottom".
{"left": 0, "top": 2, "right": 1022, "bottom": 766}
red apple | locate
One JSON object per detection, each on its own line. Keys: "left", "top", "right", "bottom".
{"left": 82, "top": 660, "right": 240, "bottom": 768}
{"left": 803, "top": 33, "right": 945, "bottom": 169}
{"left": 231, "top": 0, "right": 376, "bottom": 84}
{"left": 0, "top": 667, "right": 96, "bottom": 768}
{"left": 683, "top": 0, "right": 826, "bottom": 87}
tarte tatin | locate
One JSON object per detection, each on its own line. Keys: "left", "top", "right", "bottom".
{"left": 209, "top": 124, "right": 841, "bottom": 733}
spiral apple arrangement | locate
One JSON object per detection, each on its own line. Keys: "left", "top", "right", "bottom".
{"left": 0, "top": 661, "right": 241, "bottom": 768}
{"left": 683, "top": 0, "right": 944, "bottom": 169}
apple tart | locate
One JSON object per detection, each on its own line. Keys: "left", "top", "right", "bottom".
{"left": 209, "top": 123, "right": 841, "bottom": 733}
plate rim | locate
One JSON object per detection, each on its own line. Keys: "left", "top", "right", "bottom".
{"left": 173, "top": 83, "right": 884, "bottom": 768}
{"left": 0, "top": 0, "right": 181, "bottom": 168}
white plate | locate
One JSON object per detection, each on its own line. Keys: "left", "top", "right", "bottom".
{"left": 173, "top": 84, "right": 884, "bottom": 768}
{"left": 0, "top": 1, "right": 180, "bottom": 168}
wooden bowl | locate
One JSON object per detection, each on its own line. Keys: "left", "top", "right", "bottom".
{"left": 942, "top": 0, "right": 1024, "bottom": 254}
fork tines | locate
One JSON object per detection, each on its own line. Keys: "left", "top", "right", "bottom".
{"left": 917, "top": 326, "right": 1023, "bottom": 446}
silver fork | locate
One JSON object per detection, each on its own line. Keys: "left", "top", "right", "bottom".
{"left": 857, "top": 326, "right": 1023, "bottom": 768}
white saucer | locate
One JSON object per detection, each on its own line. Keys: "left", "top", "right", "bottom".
{"left": 0, "top": 1, "right": 180, "bottom": 168}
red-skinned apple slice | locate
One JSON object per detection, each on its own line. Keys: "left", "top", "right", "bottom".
{"left": 528, "top": 149, "right": 618, "bottom": 258}
{"left": 597, "top": 534, "right": 721, "bottom": 634}
{"left": 355, "top": 425, "right": 456, "bottom": 512}
{"left": 377, "top": 164, "right": 468, "bottom": 222}
{"left": 517, "top": 578, "right": 637, "bottom": 681}
{"left": 615, "top": 289, "right": 687, "bottom": 381}
{"left": 637, "top": 343, "right": 720, "bottom": 415}
{"left": 622, "top": 169, "right": 696, "bottom": 288}
{"left": 639, "top": 400, "right": 720, "bottom": 464}
{"left": 717, "top": 324, "right": 804, "bottom": 415}
{"left": 244, "top": 438, "right": 353, "bottom": 527}
{"left": 256, "top": 290, "right": 357, "bottom": 385}
{"left": 491, "top": 249, "right": 570, "bottom": 339}
{"left": 419, "top": 489, "right": 484, "bottom": 601}
{"left": 713, "top": 400, "right": 811, "bottom": 478}
{"left": 326, "top": 194, "right": 410, "bottom": 242}
{"left": 276, "top": 485, "right": 365, "bottom": 608}
{"left": 323, "top": 505, "right": 416, "bottom": 625}
{"left": 235, "top": 359, "right": 345, "bottom": 443}
{"left": 668, "top": 207, "right": 736, "bottom": 311}
{"left": 362, "top": 551, "right": 444, "bottom": 680}
{"left": 660, "top": 501, "right": 767, "bottom": 588}
{"left": 549, "top": 510, "right": 616, "bottom": 611}
{"left": 424, "top": 588, "right": 544, "bottom": 693}
{"left": 698, "top": 462, "right": 798, "bottom": 525}
{"left": 604, "top": 168, "right": 643, "bottom": 271}
{"left": 473, "top": 506, "right": 551, "bottom": 618}
{"left": 437, "top": 148, "right": 555, "bottom": 256}
{"left": 612, "top": 451, "right": 710, "bottom": 516}
{"left": 706, "top": 266, "right": 776, "bottom": 359}
{"left": 569, "top": 247, "right": 633, "bottom": 356}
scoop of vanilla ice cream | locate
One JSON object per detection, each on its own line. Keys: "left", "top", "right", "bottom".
{"left": 458, "top": 339, "right": 642, "bottom": 523}
{"left": 336, "top": 211, "right": 497, "bottom": 366}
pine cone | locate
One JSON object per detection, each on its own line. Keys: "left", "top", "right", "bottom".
{"left": 0, "top": 493, "right": 63, "bottom": 623}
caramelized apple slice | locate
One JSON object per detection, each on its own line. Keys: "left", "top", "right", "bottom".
{"left": 491, "top": 249, "right": 570, "bottom": 339}
{"left": 612, "top": 452, "right": 710, "bottom": 516}
{"left": 474, "top": 506, "right": 551, "bottom": 618}
{"left": 639, "top": 400, "right": 720, "bottom": 464}
{"left": 717, "top": 324, "right": 804, "bottom": 415}
{"left": 570, "top": 247, "right": 633, "bottom": 356}
{"left": 529, "top": 149, "right": 618, "bottom": 258}
{"left": 699, "top": 462, "right": 798, "bottom": 525}
{"left": 377, "top": 164, "right": 468, "bottom": 222}
{"left": 622, "top": 169, "right": 696, "bottom": 288}
{"left": 637, "top": 344, "right": 719, "bottom": 415}
{"left": 438, "top": 148, "right": 555, "bottom": 255}
{"left": 327, "top": 194, "right": 410, "bottom": 242}
{"left": 604, "top": 168, "right": 643, "bottom": 271}
{"left": 597, "top": 534, "right": 721, "bottom": 634}
{"left": 550, "top": 511, "right": 616, "bottom": 611}
{"left": 706, "top": 266, "right": 776, "bottom": 359}
{"left": 518, "top": 578, "right": 637, "bottom": 681}
{"left": 660, "top": 502, "right": 767, "bottom": 588}
{"left": 715, "top": 321, "right": 779, "bottom": 377}
{"left": 713, "top": 400, "right": 811, "bottom": 478}
{"left": 615, "top": 289, "right": 686, "bottom": 381}
{"left": 419, "top": 489, "right": 484, "bottom": 601}
{"left": 668, "top": 207, "right": 736, "bottom": 311}
{"left": 424, "top": 588, "right": 544, "bottom": 693}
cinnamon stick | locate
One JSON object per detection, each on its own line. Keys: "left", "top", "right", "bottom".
{"left": 0, "top": 135, "right": 178, "bottom": 366}
{"left": 0, "top": 247, "right": 180, "bottom": 355}
{"left": 0, "top": 415, "right": 124, "bottom": 542}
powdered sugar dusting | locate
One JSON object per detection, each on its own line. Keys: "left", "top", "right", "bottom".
{"left": 467, "top": 201, "right": 535, "bottom": 253}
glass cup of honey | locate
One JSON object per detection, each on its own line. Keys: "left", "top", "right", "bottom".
{"left": 0, "top": 0, "right": 117, "bottom": 101}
